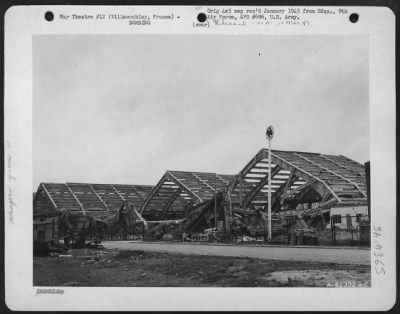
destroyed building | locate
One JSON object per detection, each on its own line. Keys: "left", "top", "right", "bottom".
{"left": 33, "top": 149, "right": 369, "bottom": 246}
{"left": 139, "top": 170, "right": 235, "bottom": 240}
{"left": 33, "top": 183, "right": 153, "bottom": 246}
{"left": 34, "top": 182, "right": 154, "bottom": 219}
{"left": 224, "top": 149, "right": 369, "bottom": 244}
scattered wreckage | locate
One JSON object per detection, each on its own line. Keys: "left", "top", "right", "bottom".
{"left": 33, "top": 149, "right": 370, "bottom": 250}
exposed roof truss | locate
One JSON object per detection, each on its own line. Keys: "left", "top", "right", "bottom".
{"left": 227, "top": 149, "right": 367, "bottom": 212}
{"left": 140, "top": 171, "right": 234, "bottom": 219}
{"left": 34, "top": 183, "right": 153, "bottom": 217}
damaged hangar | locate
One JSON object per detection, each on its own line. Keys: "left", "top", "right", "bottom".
{"left": 33, "top": 149, "right": 369, "bottom": 245}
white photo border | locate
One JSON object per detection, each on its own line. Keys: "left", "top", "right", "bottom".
{"left": 4, "top": 5, "right": 396, "bottom": 311}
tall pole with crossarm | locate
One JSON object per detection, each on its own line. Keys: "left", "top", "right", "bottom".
{"left": 266, "top": 126, "right": 274, "bottom": 241}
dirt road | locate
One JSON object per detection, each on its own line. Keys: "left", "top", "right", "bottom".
{"left": 102, "top": 241, "right": 370, "bottom": 265}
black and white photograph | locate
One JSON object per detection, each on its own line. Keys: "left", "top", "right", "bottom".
{"left": 4, "top": 5, "right": 396, "bottom": 311}
{"left": 32, "top": 33, "right": 372, "bottom": 288}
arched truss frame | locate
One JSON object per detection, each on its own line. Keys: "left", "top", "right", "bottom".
{"left": 226, "top": 149, "right": 367, "bottom": 213}
{"left": 140, "top": 170, "right": 234, "bottom": 219}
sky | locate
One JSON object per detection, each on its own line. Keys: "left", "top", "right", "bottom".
{"left": 33, "top": 35, "right": 369, "bottom": 191}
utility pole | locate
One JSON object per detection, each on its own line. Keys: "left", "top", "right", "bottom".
{"left": 266, "top": 126, "right": 274, "bottom": 242}
{"left": 214, "top": 172, "right": 217, "bottom": 231}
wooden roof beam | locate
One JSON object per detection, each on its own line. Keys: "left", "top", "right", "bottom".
{"left": 140, "top": 173, "right": 171, "bottom": 214}
{"left": 40, "top": 183, "right": 58, "bottom": 210}
{"left": 294, "top": 153, "right": 367, "bottom": 198}
{"left": 281, "top": 179, "right": 317, "bottom": 202}
{"left": 215, "top": 174, "right": 230, "bottom": 185}
{"left": 269, "top": 170, "right": 298, "bottom": 211}
{"left": 192, "top": 172, "right": 218, "bottom": 192}
{"left": 65, "top": 183, "right": 86, "bottom": 215}
{"left": 129, "top": 185, "right": 146, "bottom": 202}
{"left": 320, "top": 155, "right": 365, "bottom": 176}
{"left": 160, "top": 188, "right": 183, "bottom": 219}
{"left": 141, "top": 172, "right": 200, "bottom": 215}
{"left": 167, "top": 172, "right": 203, "bottom": 203}
{"left": 239, "top": 149, "right": 267, "bottom": 178}
{"left": 111, "top": 185, "right": 126, "bottom": 202}
{"left": 243, "top": 165, "right": 282, "bottom": 209}
{"left": 89, "top": 184, "right": 110, "bottom": 213}
{"left": 270, "top": 152, "right": 341, "bottom": 203}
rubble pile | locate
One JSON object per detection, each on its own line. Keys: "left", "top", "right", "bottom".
{"left": 229, "top": 212, "right": 288, "bottom": 243}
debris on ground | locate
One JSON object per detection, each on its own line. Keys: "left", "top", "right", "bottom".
{"left": 34, "top": 249, "right": 371, "bottom": 287}
{"left": 261, "top": 269, "right": 370, "bottom": 287}
{"left": 75, "top": 249, "right": 120, "bottom": 266}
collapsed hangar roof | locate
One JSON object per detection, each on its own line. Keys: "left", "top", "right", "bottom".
{"left": 34, "top": 182, "right": 153, "bottom": 217}
{"left": 33, "top": 149, "right": 368, "bottom": 220}
{"left": 227, "top": 149, "right": 367, "bottom": 211}
{"left": 140, "top": 170, "right": 235, "bottom": 219}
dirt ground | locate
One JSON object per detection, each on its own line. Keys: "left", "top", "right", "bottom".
{"left": 33, "top": 249, "right": 371, "bottom": 287}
